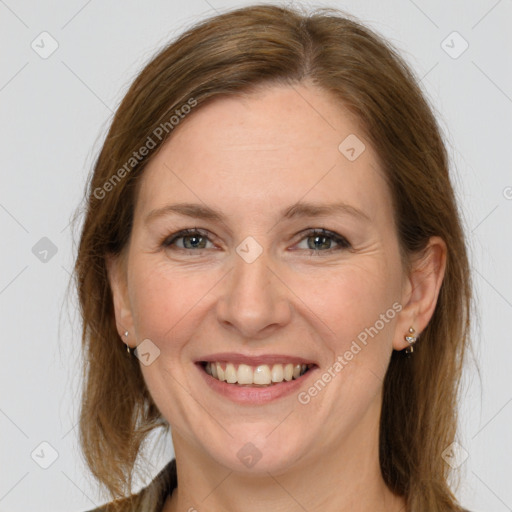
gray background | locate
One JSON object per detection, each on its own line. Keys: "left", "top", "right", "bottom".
{"left": 1, "top": 1, "right": 511, "bottom": 511}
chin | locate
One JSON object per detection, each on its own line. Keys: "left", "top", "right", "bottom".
{"left": 206, "top": 426, "right": 309, "bottom": 475}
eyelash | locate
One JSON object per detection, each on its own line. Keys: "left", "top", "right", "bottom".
{"left": 161, "top": 227, "right": 351, "bottom": 255}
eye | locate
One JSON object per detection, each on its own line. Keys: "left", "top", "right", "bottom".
{"left": 161, "top": 227, "right": 351, "bottom": 255}
{"left": 294, "top": 228, "right": 351, "bottom": 254}
{"left": 162, "top": 228, "right": 215, "bottom": 251}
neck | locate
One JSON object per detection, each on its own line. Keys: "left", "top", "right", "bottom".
{"left": 163, "top": 420, "right": 406, "bottom": 512}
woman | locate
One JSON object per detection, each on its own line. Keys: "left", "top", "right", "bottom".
{"left": 74, "top": 4, "right": 472, "bottom": 512}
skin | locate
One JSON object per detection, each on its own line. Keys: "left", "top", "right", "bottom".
{"left": 108, "top": 83, "right": 446, "bottom": 512}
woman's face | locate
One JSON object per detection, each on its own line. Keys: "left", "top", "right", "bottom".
{"left": 111, "top": 83, "right": 413, "bottom": 474}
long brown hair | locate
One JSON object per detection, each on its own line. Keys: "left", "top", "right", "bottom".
{"left": 73, "top": 5, "right": 472, "bottom": 511}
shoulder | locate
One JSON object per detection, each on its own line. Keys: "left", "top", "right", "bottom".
{"left": 85, "top": 459, "right": 177, "bottom": 512}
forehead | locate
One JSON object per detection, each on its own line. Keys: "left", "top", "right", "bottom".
{"left": 135, "top": 84, "right": 392, "bottom": 225}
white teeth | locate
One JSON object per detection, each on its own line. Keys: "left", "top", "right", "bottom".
{"left": 225, "top": 363, "right": 237, "bottom": 383}
{"left": 237, "top": 364, "right": 253, "bottom": 385}
{"left": 253, "top": 364, "right": 271, "bottom": 384}
{"left": 271, "top": 364, "right": 284, "bottom": 383}
{"left": 284, "top": 363, "right": 293, "bottom": 381}
{"left": 204, "top": 362, "right": 311, "bottom": 386}
{"left": 216, "top": 362, "right": 225, "bottom": 381}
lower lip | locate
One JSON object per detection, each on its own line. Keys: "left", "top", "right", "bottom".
{"left": 196, "top": 363, "right": 317, "bottom": 405}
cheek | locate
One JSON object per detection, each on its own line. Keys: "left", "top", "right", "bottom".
{"left": 288, "top": 259, "right": 402, "bottom": 450}
{"left": 297, "top": 259, "right": 400, "bottom": 350}
{"left": 128, "top": 257, "right": 222, "bottom": 348}
{"left": 130, "top": 264, "right": 179, "bottom": 342}
{"left": 127, "top": 258, "right": 222, "bottom": 428}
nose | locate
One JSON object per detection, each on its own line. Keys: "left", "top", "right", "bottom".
{"left": 215, "top": 249, "right": 292, "bottom": 340}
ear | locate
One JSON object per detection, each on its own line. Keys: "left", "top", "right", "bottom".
{"left": 106, "top": 252, "right": 135, "bottom": 348}
{"left": 393, "top": 236, "right": 447, "bottom": 351}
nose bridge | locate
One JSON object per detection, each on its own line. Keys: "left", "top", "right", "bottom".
{"left": 215, "top": 244, "right": 291, "bottom": 338}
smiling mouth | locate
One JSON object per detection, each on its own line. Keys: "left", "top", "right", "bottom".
{"left": 200, "top": 361, "right": 314, "bottom": 387}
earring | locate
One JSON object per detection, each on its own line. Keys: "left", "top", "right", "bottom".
{"left": 404, "top": 327, "right": 417, "bottom": 354}
{"left": 123, "top": 331, "right": 132, "bottom": 354}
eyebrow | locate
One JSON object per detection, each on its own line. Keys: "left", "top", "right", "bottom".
{"left": 144, "top": 201, "right": 370, "bottom": 225}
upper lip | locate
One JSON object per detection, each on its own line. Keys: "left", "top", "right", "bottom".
{"left": 197, "top": 353, "right": 317, "bottom": 366}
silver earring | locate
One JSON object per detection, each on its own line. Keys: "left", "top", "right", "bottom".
{"left": 404, "top": 327, "right": 417, "bottom": 354}
{"left": 123, "top": 331, "right": 132, "bottom": 354}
